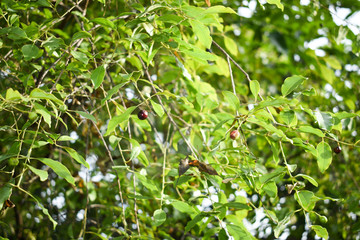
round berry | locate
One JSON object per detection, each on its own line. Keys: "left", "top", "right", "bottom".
{"left": 28, "top": 112, "right": 38, "bottom": 121}
{"left": 137, "top": 110, "right": 148, "bottom": 120}
{"left": 230, "top": 130, "right": 240, "bottom": 140}
{"left": 333, "top": 146, "right": 341, "bottom": 154}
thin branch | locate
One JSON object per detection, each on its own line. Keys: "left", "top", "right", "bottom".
{"left": 227, "top": 55, "right": 239, "bottom": 117}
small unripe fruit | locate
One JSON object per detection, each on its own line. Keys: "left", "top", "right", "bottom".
{"left": 59, "top": 105, "right": 67, "bottom": 112}
{"left": 137, "top": 110, "right": 148, "bottom": 120}
{"left": 230, "top": 130, "right": 240, "bottom": 140}
{"left": 28, "top": 112, "right": 38, "bottom": 121}
{"left": 333, "top": 146, "right": 341, "bottom": 154}
{"left": 8, "top": 157, "right": 19, "bottom": 166}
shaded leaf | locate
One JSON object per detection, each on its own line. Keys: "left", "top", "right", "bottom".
{"left": 91, "top": 65, "right": 106, "bottom": 89}
{"left": 0, "top": 182, "right": 12, "bottom": 209}
{"left": 316, "top": 141, "right": 332, "bottom": 173}
{"left": 22, "top": 45, "right": 40, "bottom": 61}
{"left": 185, "top": 213, "right": 206, "bottom": 232}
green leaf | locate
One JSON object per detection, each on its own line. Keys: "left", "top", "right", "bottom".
{"left": 171, "top": 201, "right": 196, "bottom": 214}
{"left": 36, "top": 158, "right": 75, "bottom": 185}
{"left": 6, "top": 88, "right": 23, "bottom": 101}
{"left": 222, "top": 91, "right": 240, "bottom": 111}
{"left": 158, "top": 14, "right": 184, "bottom": 23}
{"left": 316, "top": 141, "right": 332, "bottom": 173}
{"left": 129, "top": 140, "right": 141, "bottom": 161}
{"left": 104, "top": 106, "right": 136, "bottom": 136}
{"left": 225, "top": 202, "right": 252, "bottom": 210}
{"left": 21, "top": 45, "right": 40, "bottom": 61}
{"left": 227, "top": 223, "right": 254, "bottom": 239}
{"left": 281, "top": 75, "right": 306, "bottom": 97}
{"left": 185, "top": 213, "right": 206, "bottom": 232}
{"left": 91, "top": 65, "right": 106, "bottom": 89}
{"left": 263, "top": 181, "right": 278, "bottom": 198}
{"left": 101, "top": 83, "right": 127, "bottom": 105}
{"left": 267, "top": 138, "right": 280, "bottom": 164}
{"left": 30, "top": 88, "right": 63, "bottom": 105}
{"left": 298, "top": 125, "right": 325, "bottom": 137}
{"left": 71, "top": 50, "right": 89, "bottom": 65}
{"left": 252, "top": 97, "right": 292, "bottom": 112}
{"left": 42, "top": 37, "right": 65, "bottom": 51}
{"left": 75, "top": 110, "right": 97, "bottom": 123}
{"left": 274, "top": 212, "right": 293, "bottom": 237}
{"left": 189, "top": 19, "right": 212, "bottom": 49}
{"left": 151, "top": 100, "right": 164, "bottom": 117}
{"left": 57, "top": 135, "right": 75, "bottom": 141}
{"left": 27, "top": 165, "right": 48, "bottom": 181}
{"left": 259, "top": 167, "right": 286, "bottom": 184}
{"left": 280, "top": 110, "right": 297, "bottom": 126}
{"left": 153, "top": 209, "right": 166, "bottom": 227}
{"left": 314, "top": 111, "right": 333, "bottom": 131}
{"left": 266, "top": 0, "right": 284, "bottom": 11}
{"left": 295, "top": 190, "right": 318, "bottom": 211}
{"left": 72, "top": 31, "right": 92, "bottom": 42}
{"left": 224, "top": 36, "right": 238, "bottom": 56}
{"left": 182, "top": 49, "right": 217, "bottom": 62}
{"left": 250, "top": 80, "right": 260, "bottom": 102}
{"left": 0, "top": 182, "right": 12, "bottom": 209}
{"left": 135, "top": 172, "right": 158, "bottom": 192}
{"left": 334, "top": 111, "right": 358, "bottom": 120}
{"left": 295, "top": 174, "right": 318, "bottom": 187}
{"left": 64, "top": 147, "right": 89, "bottom": 169}
{"left": 311, "top": 225, "right": 329, "bottom": 239}
{"left": 34, "top": 102, "right": 52, "bottom": 127}
{"left": 129, "top": 139, "right": 149, "bottom": 166}
{"left": 324, "top": 56, "right": 341, "bottom": 70}
{"left": 91, "top": 17, "right": 115, "bottom": 29}
{"left": 204, "top": 5, "right": 237, "bottom": 14}
{"left": 247, "top": 117, "right": 289, "bottom": 140}
{"left": 8, "top": 27, "right": 27, "bottom": 40}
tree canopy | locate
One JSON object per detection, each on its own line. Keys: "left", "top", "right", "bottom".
{"left": 1, "top": 0, "right": 360, "bottom": 239}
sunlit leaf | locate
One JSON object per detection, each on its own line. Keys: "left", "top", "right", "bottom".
{"left": 153, "top": 209, "right": 166, "bottom": 227}
{"left": 281, "top": 75, "right": 306, "bottom": 97}
{"left": 36, "top": 158, "right": 75, "bottom": 185}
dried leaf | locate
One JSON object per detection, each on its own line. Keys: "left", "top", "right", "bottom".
{"left": 205, "top": 0, "right": 211, "bottom": 7}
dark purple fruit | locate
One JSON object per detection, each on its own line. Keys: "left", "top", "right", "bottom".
{"left": 138, "top": 110, "right": 148, "bottom": 120}
{"left": 230, "top": 130, "right": 240, "bottom": 140}
{"left": 333, "top": 146, "right": 341, "bottom": 154}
